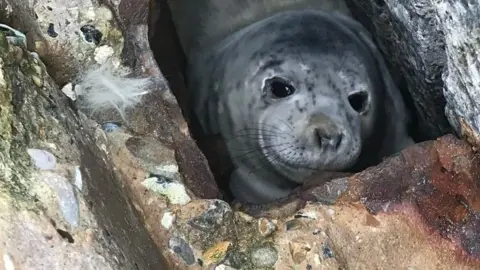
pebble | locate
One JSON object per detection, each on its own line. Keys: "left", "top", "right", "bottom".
{"left": 294, "top": 211, "right": 317, "bottom": 220}
{"left": 168, "top": 237, "right": 195, "bottom": 265}
{"left": 251, "top": 246, "right": 278, "bottom": 268}
{"left": 94, "top": 45, "right": 114, "bottom": 64}
{"left": 39, "top": 171, "right": 80, "bottom": 227}
{"left": 61, "top": 83, "right": 77, "bottom": 101}
{"left": 3, "top": 252, "right": 15, "bottom": 270}
{"left": 188, "top": 200, "right": 232, "bottom": 230}
{"left": 27, "top": 148, "right": 57, "bottom": 170}
{"left": 0, "top": 23, "right": 27, "bottom": 47}
{"left": 142, "top": 176, "right": 191, "bottom": 205}
{"left": 258, "top": 218, "right": 276, "bottom": 237}
{"left": 323, "top": 245, "right": 334, "bottom": 258}
{"left": 102, "top": 122, "right": 121, "bottom": 133}
{"left": 215, "top": 264, "right": 237, "bottom": 270}
{"left": 285, "top": 219, "right": 306, "bottom": 231}
{"left": 161, "top": 212, "right": 175, "bottom": 230}
{"left": 202, "top": 241, "right": 231, "bottom": 266}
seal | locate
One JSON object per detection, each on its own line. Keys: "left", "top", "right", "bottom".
{"left": 167, "top": 0, "right": 414, "bottom": 204}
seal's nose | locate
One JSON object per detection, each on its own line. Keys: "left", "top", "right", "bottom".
{"left": 314, "top": 128, "right": 343, "bottom": 149}
{"left": 310, "top": 113, "right": 343, "bottom": 149}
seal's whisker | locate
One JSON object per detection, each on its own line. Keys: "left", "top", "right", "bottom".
{"left": 230, "top": 142, "right": 291, "bottom": 159}
{"left": 232, "top": 128, "right": 287, "bottom": 137}
{"left": 231, "top": 143, "right": 293, "bottom": 170}
{"left": 275, "top": 118, "right": 295, "bottom": 132}
{"left": 259, "top": 122, "right": 287, "bottom": 133}
{"left": 246, "top": 144, "right": 297, "bottom": 175}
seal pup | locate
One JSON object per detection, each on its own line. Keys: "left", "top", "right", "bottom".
{"left": 167, "top": 0, "right": 414, "bottom": 204}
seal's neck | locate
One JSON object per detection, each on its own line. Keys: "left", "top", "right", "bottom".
{"left": 166, "top": 0, "right": 351, "bottom": 58}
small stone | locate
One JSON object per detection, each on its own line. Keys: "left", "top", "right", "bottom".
{"left": 215, "top": 264, "right": 237, "bottom": 270}
{"left": 47, "top": 23, "right": 58, "bottom": 38}
{"left": 289, "top": 241, "right": 311, "bottom": 264}
{"left": 251, "top": 245, "right": 278, "bottom": 268}
{"left": 322, "top": 245, "right": 334, "bottom": 258}
{"left": 61, "top": 83, "right": 76, "bottom": 101}
{"left": 80, "top": 24, "right": 103, "bottom": 45}
{"left": 285, "top": 219, "right": 306, "bottom": 231}
{"left": 258, "top": 218, "right": 276, "bottom": 237}
{"left": 188, "top": 200, "right": 232, "bottom": 230}
{"left": 168, "top": 237, "right": 195, "bottom": 265}
{"left": 94, "top": 45, "right": 115, "bottom": 64}
{"left": 73, "top": 166, "right": 82, "bottom": 191}
{"left": 3, "top": 252, "right": 15, "bottom": 270}
{"left": 39, "top": 172, "right": 80, "bottom": 227}
{"left": 161, "top": 212, "right": 175, "bottom": 230}
{"left": 27, "top": 148, "right": 56, "bottom": 170}
{"left": 294, "top": 211, "right": 317, "bottom": 220}
{"left": 142, "top": 176, "right": 191, "bottom": 205}
{"left": 202, "top": 241, "right": 231, "bottom": 266}
{"left": 0, "top": 23, "right": 26, "bottom": 47}
{"left": 102, "top": 122, "right": 121, "bottom": 132}
{"left": 32, "top": 75, "right": 43, "bottom": 87}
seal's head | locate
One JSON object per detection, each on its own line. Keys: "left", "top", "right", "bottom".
{"left": 205, "top": 10, "right": 385, "bottom": 184}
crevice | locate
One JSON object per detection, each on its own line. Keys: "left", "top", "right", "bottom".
{"left": 56, "top": 228, "right": 75, "bottom": 243}
{"left": 148, "top": 1, "right": 425, "bottom": 205}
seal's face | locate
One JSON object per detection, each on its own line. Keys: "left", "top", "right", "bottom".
{"left": 252, "top": 56, "right": 376, "bottom": 182}
{"left": 216, "top": 11, "right": 382, "bottom": 183}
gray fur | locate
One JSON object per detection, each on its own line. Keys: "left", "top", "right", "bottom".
{"left": 167, "top": 0, "right": 414, "bottom": 204}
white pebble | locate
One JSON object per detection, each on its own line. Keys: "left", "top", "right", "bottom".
{"left": 141, "top": 177, "right": 191, "bottom": 205}
{"left": 27, "top": 149, "right": 56, "bottom": 170}
{"left": 94, "top": 45, "right": 115, "bottom": 64}
{"left": 3, "top": 253, "right": 15, "bottom": 270}
{"left": 61, "top": 83, "right": 76, "bottom": 101}
{"left": 73, "top": 166, "right": 83, "bottom": 191}
{"left": 161, "top": 212, "right": 175, "bottom": 230}
{"left": 215, "top": 265, "right": 237, "bottom": 270}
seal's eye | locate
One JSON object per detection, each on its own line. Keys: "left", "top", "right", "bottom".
{"left": 266, "top": 77, "right": 295, "bottom": 98}
{"left": 348, "top": 90, "right": 369, "bottom": 114}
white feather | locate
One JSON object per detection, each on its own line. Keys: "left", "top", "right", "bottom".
{"left": 75, "top": 62, "right": 152, "bottom": 120}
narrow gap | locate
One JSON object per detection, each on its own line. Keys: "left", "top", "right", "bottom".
{"left": 56, "top": 228, "right": 75, "bottom": 243}
{"left": 148, "top": 1, "right": 423, "bottom": 204}
{"left": 148, "top": 0, "right": 233, "bottom": 202}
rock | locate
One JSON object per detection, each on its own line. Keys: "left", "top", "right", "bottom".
{"left": 0, "top": 20, "right": 167, "bottom": 269}
{"left": 168, "top": 236, "right": 196, "bottom": 266}
{"left": 432, "top": 1, "right": 480, "bottom": 148}
{"left": 344, "top": 0, "right": 451, "bottom": 139}
{"left": 251, "top": 245, "right": 278, "bottom": 268}
{"left": 202, "top": 241, "right": 231, "bottom": 266}
{"left": 258, "top": 218, "right": 276, "bottom": 237}
{"left": 344, "top": 0, "right": 480, "bottom": 147}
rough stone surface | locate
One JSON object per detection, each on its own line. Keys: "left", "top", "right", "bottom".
{"left": 0, "top": 26, "right": 167, "bottom": 270}
{"left": 344, "top": 0, "right": 451, "bottom": 140}
{"left": 344, "top": 0, "right": 480, "bottom": 146}
{"left": 433, "top": 1, "right": 480, "bottom": 148}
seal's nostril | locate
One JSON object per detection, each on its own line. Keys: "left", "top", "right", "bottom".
{"left": 314, "top": 128, "right": 323, "bottom": 148}
{"left": 335, "top": 134, "right": 343, "bottom": 149}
